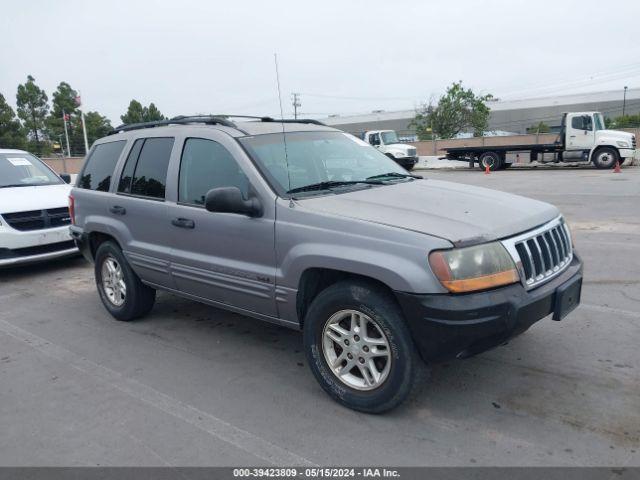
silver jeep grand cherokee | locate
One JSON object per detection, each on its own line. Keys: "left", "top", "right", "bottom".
{"left": 70, "top": 116, "right": 583, "bottom": 413}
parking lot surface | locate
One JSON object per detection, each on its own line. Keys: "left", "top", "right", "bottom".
{"left": 1, "top": 168, "right": 639, "bottom": 467}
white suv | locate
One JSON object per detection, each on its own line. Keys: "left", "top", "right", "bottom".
{"left": 0, "top": 149, "right": 77, "bottom": 267}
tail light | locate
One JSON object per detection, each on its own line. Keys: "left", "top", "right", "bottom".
{"left": 68, "top": 194, "right": 75, "bottom": 225}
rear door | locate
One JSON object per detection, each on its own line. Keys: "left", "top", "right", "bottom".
{"left": 110, "top": 136, "right": 176, "bottom": 288}
{"left": 166, "top": 132, "right": 278, "bottom": 316}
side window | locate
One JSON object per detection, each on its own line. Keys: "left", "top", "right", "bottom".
{"left": 571, "top": 116, "right": 583, "bottom": 130}
{"left": 118, "top": 139, "right": 144, "bottom": 193}
{"left": 130, "top": 137, "right": 174, "bottom": 199}
{"left": 369, "top": 133, "right": 380, "bottom": 146}
{"left": 78, "top": 141, "right": 126, "bottom": 191}
{"left": 178, "top": 138, "right": 249, "bottom": 206}
{"left": 571, "top": 115, "right": 593, "bottom": 131}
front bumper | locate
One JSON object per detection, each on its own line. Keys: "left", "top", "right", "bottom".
{"left": 395, "top": 254, "right": 583, "bottom": 363}
{"left": 394, "top": 156, "right": 419, "bottom": 169}
{"left": 0, "top": 225, "right": 78, "bottom": 267}
{"left": 619, "top": 148, "right": 635, "bottom": 159}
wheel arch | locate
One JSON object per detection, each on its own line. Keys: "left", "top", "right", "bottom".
{"left": 88, "top": 230, "right": 120, "bottom": 260}
{"left": 296, "top": 267, "right": 399, "bottom": 327}
{"left": 590, "top": 144, "right": 620, "bottom": 161}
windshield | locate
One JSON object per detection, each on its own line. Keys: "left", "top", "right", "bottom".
{"left": 0, "top": 153, "right": 63, "bottom": 188}
{"left": 239, "top": 131, "right": 410, "bottom": 195}
{"left": 594, "top": 113, "right": 605, "bottom": 131}
{"left": 381, "top": 131, "right": 400, "bottom": 145}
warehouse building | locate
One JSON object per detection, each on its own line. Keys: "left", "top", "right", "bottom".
{"left": 321, "top": 88, "right": 640, "bottom": 138}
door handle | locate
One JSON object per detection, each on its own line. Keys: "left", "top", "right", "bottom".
{"left": 109, "top": 205, "right": 126, "bottom": 215}
{"left": 569, "top": 135, "right": 576, "bottom": 138}
{"left": 171, "top": 217, "right": 195, "bottom": 229}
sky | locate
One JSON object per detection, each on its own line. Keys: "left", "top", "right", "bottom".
{"left": 2, "top": 0, "right": 640, "bottom": 125}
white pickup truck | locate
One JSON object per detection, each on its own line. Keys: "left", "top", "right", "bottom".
{"left": 443, "top": 111, "right": 637, "bottom": 171}
{"left": 360, "top": 130, "right": 418, "bottom": 170}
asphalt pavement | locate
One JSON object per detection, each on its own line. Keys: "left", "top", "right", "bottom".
{"left": 0, "top": 167, "right": 638, "bottom": 466}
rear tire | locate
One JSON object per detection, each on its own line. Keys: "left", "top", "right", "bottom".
{"left": 478, "top": 152, "right": 503, "bottom": 171}
{"left": 94, "top": 241, "right": 156, "bottom": 321}
{"left": 592, "top": 147, "right": 619, "bottom": 169}
{"left": 303, "top": 280, "right": 420, "bottom": 413}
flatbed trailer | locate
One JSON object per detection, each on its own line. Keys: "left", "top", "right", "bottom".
{"left": 441, "top": 112, "right": 636, "bottom": 171}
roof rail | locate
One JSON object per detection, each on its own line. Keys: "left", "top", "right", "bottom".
{"left": 108, "top": 115, "right": 326, "bottom": 135}
{"left": 213, "top": 115, "right": 326, "bottom": 126}
{"left": 109, "top": 115, "right": 237, "bottom": 135}
{"left": 260, "top": 118, "right": 326, "bottom": 126}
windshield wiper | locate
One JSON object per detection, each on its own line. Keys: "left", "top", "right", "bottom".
{"left": 287, "top": 180, "right": 383, "bottom": 194}
{"left": 366, "top": 172, "right": 422, "bottom": 180}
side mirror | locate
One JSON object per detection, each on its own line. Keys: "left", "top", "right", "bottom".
{"left": 205, "top": 187, "right": 262, "bottom": 217}
{"left": 60, "top": 173, "right": 72, "bottom": 184}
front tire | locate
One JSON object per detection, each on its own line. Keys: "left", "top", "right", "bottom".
{"left": 95, "top": 241, "right": 156, "bottom": 321}
{"left": 592, "top": 147, "right": 619, "bottom": 169}
{"left": 303, "top": 280, "right": 420, "bottom": 413}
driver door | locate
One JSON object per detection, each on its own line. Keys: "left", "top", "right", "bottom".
{"left": 566, "top": 114, "right": 595, "bottom": 150}
{"left": 167, "top": 133, "right": 278, "bottom": 316}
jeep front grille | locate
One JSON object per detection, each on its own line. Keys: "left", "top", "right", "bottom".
{"left": 1, "top": 207, "right": 71, "bottom": 231}
{"left": 501, "top": 217, "right": 573, "bottom": 289}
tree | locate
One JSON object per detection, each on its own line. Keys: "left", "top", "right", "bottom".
{"left": 16, "top": 75, "right": 49, "bottom": 144}
{"left": 120, "top": 100, "right": 166, "bottom": 124}
{"left": 46, "top": 81, "right": 81, "bottom": 153}
{"left": 144, "top": 103, "right": 165, "bottom": 121}
{"left": 411, "top": 82, "right": 493, "bottom": 139}
{"left": 81, "top": 111, "right": 112, "bottom": 145}
{"left": 611, "top": 114, "right": 640, "bottom": 128}
{"left": 0, "top": 93, "right": 27, "bottom": 149}
{"left": 527, "top": 121, "right": 551, "bottom": 134}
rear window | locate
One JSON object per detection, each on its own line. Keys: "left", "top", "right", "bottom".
{"left": 78, "top": 141, "right": 126, "bottom": 191}
{"left": 129, "top": 137, "right": 174, "bottom": 199}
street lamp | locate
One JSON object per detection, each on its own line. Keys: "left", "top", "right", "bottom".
{"left": 623, "top": 86, "right": 628, "bottom": 117}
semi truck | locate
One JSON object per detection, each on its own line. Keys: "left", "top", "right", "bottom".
{"left": 442, "top": 112, "right": 636, "bottom": 171}
{"left": 360, "top": 130, "right": 419, "bottom": 170}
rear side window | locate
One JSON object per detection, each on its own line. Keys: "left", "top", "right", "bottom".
{"left": 78, "top": 141, "right": 126, "bottom": 191}
{"left": 118, "top": 137, "right": 174, "bottom": 199}
{"left": 118, "top": 139, "right": 144, "bottom": 193}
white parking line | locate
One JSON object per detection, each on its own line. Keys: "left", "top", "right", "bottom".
{"left": 0, "top": 319, "right": 316, "bottom": 467}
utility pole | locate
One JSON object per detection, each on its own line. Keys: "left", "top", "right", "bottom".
{"left": 80, "top": 111, "right": 89, "bottom": 154}
{"left": 75, "top": 93, "right": 89, "bottom": 154}
{"left": 623, "top": 86, "right": 628, "bottom": 117}
{"left": 62, "top": 110, "right": 71, "bottom": 157}
{"left": 291, "top": 93, "right": 301, "bottom": 119}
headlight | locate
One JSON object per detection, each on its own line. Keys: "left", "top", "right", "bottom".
{"left": 617, "top": 141, "right": 630, "bottom": 148}
{"left": 428, "top": 242, "right": 519, "bottom": 293}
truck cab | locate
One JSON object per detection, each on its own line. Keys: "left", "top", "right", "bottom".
{"left": 562, "top": 112, "right": 636, "bottom": 168}
{"left": 362, "top": 130, "right": 418, "bottom": 170}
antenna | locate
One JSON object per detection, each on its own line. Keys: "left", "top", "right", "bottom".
{"left": 274, "top": 53, "right": 292, "bottom": 192}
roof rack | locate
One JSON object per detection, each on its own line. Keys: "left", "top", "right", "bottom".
{"left": 212, "top": 115, "right": 326, "bottom": 126}
{"left": 109, "top": 115, "right": 237, "bottom": 135}
{"left": 260, "top": 118, "right": 326, "bottom": 126}
{"left": 109, "top": 115, "right": 326, "bottom": 135}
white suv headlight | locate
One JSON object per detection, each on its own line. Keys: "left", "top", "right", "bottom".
{"left": 617, "top": 141, "right": 630, "bottom": 148}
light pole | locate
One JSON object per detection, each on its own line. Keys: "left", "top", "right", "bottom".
{"left": 623, "top": 86, "right": 628, "bottom": 117}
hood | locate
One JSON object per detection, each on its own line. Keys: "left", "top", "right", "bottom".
{"left": 596, "top": 129, "right": 634, "bottom": 142}
{"left": 0, "top": 184, "right": 72, "bottom": 214}
{"left": 386, "top": 143, "right": 412, "bottom": 151}
{"left": 296, "top": 179, "right": 559, "bottom": 245}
